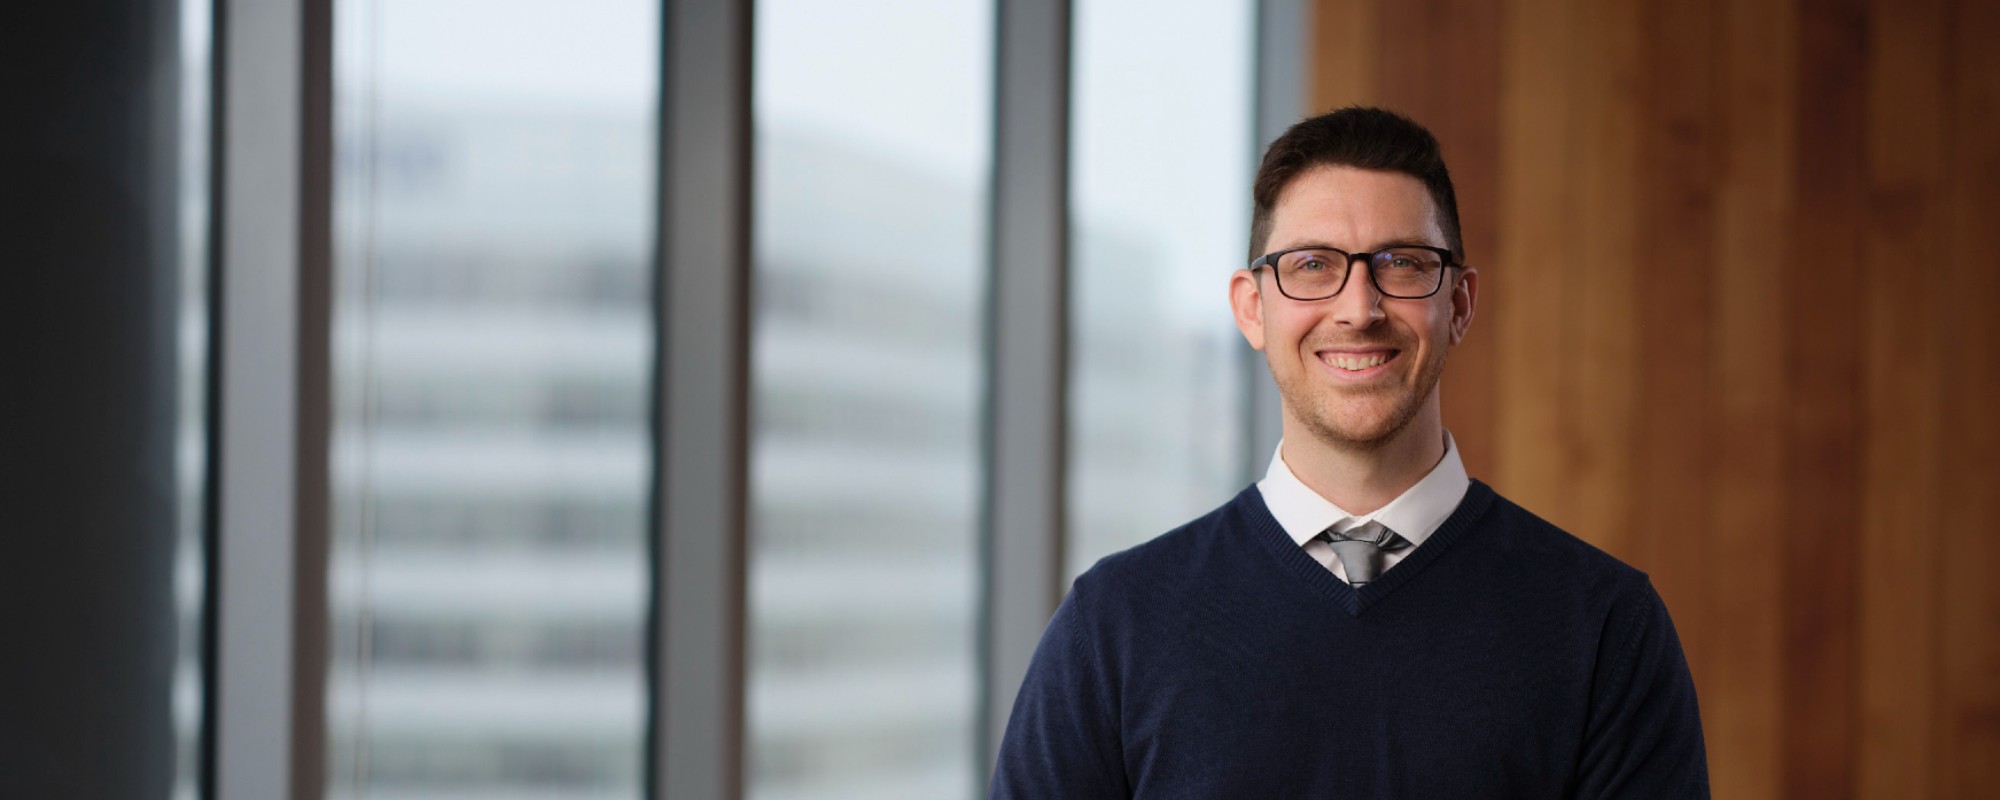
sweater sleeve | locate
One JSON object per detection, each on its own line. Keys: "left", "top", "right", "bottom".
{"left": 1572, "top": 579, "right": 1711, "bottom": 799}
{"left": 989, "top": 584, "right": 1128, "bottom": 800}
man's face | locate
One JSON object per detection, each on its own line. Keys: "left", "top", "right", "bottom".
{"left": 1230, "top": 166, "right": 1477, "bottom": 451}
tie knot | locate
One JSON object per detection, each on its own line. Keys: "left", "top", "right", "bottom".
{"left": 1317, "top": 521, "right": 1406, "bottom": 587}
{"left": 1323, "top": 520, "right": 1398, "bottom": 548}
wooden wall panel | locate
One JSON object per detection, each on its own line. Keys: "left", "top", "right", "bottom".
{"left": 1858, "top": 0, "right": 1949, "bottom": 793}
{"left": 1310, "top": 0, "right": 1378, "bottom": 110}
{"left": 1306, "top": 0, "right": 2000, "bottom": 795}
{"left": 1783, "top": 2, "right": 1867, "bottom": 795}
{"left": 1492, "top": 0, "right": 1575, "bottom": 526}
{"left": 1566, "top": 0, "right": 1643, "bottom": 564}
{"left": 1941, "top": 0, "right": 2000, "bottom": 793}
{"left": 1705, "top": 0, "right": 1794, "bottom": 795}
{"left": 1635, "top": 0, "right": 1718, "bottom": 681}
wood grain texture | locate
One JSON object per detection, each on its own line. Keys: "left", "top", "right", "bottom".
{"left": 1783, "top": 1, "right": 1867, "bottom": 795}
{"left": 1635, "top": 0, "right": 1717, "bottom": 681}
{"left": 1309, "top": 0, "right": 1378, "bottom": 111}
{"left": 1941, "top": 1, "right": 2000, "bottom": 795}
{"left": 1304, "top": 0, "right": 2000, "bottom": 794}
{"left": 1564, "top": 0, "right": 1643, "bottom": 565}
{"left": 1493, "top": 0, "right": 1575, "bottom": 525}
{"left": 1705, "top": 0, "right": 1794, "bottom": 795}
{"left": 1858, "top": 0, "right": 1949, "bottom": 794}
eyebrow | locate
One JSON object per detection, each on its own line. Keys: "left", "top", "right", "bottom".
{"left": 1275, "top": 237, "right": 1441, "bottom": 253}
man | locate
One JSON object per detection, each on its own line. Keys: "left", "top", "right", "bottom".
{"left": 990, "top": 107, "right": 1708, "bottom": 798}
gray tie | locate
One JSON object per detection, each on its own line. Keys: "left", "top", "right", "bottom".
{"left": 1319, "top": 521, "right": 1410, "bottom": 587}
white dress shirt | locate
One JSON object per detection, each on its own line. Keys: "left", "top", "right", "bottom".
{"left": 1256, "top": 432, "right": 1471, "bottom": 585}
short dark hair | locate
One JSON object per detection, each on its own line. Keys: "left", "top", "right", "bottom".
{"left": 1248, "top": 107, "right": 1463, "bottom": 264}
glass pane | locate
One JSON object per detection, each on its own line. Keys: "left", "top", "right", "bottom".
{"left": 328, "top": 2, "right": 658, "bottom": 798}
{"left": 1067, "top": 0, "right": 1255, "bottom": 580}
{"left": 174, "top": 2, "right": 213, "bottom": 798}
{"left": 748, "top": 3, "right": 992, "bottom": 799}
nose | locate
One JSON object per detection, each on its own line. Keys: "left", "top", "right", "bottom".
{"left": 1328, "top": 259, "right": 1386, "bottom": 328}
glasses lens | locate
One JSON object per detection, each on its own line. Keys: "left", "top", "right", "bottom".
{"left": 1372, "top": 247, "right": 1446, "bottom": 297}
{"left": 1276, "top": 248, "right": 1348, "bottom": 299}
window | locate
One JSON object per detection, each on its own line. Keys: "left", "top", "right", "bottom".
{"left": 326, "top": 2, "right": 660, "bottom": 796}
{"left": 748, "top": 2, "right": 994, "bottom": 797}
{"left": 187, "top": 1, "right": 1278, "bottom": 795}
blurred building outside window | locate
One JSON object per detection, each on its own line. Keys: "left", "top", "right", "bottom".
{"left": 747, "top": 2, "right": 993, "bottom": 799}
{"left": 326, "top": 1, "right": 659, "bottom": 797}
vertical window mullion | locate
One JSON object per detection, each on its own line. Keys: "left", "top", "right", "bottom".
{"left": 653, "top": 0, "right": 752, "bottom": 797}
{"left": 980, "top": 0, "right": 1072, "bottom": 785}
{"left": 212, "top": 0, "right": 329, "bottom": 796}
{"left": 293, "top": 0, "right": 335, "bottom": 796}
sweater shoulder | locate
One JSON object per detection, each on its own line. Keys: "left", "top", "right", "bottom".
{"left": 1473, "top": 482, "right": 1653, "bottom": 596}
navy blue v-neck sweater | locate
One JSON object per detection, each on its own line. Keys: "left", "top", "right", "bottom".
{"left": 991, "top": 481, "right": 1708, "bottom": 799}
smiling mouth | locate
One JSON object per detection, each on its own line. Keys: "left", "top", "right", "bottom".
{"left": 1320, "top": 350, "right": 1398, "bottom": 371}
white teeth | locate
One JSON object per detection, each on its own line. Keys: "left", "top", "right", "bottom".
{"left": 1329, "top": 353, "right": 1388, "bottom": 371}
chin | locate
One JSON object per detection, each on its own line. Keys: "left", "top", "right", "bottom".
{"left": 1302, "top": 404, "right": 1419, "bottom": 451}
{"left": 1270, "top": 348, "right": 1447, "bottom": 452}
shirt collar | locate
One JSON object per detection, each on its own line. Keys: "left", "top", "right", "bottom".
{"left": 1256, "top": 431, "right": 1471, "bottom": 548}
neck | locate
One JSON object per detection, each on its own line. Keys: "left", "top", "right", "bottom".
{"left": 1279, "top": 403, "right": 1446, "bottom": 516}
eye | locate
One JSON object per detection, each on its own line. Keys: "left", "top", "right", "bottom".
{"left": 1379, "top": 249, "right": 1443, "bottom": 271}
{"left": 1285, "top": 250, "right": 1343, "bottom": 273}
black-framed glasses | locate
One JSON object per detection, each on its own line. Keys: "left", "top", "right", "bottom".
{"left": 1250, "top": 245, "right": 1461, "bottom": 300}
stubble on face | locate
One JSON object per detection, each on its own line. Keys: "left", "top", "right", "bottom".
{"left": 1272, "top": 322, "right": 1449, "bottom": 453}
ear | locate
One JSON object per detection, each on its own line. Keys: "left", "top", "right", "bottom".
{"left": 1230, "top": 268, "right": 1267, "bottom": 351}
{"left": 1448, "top": 266, "right": 1478, "bottom": 345}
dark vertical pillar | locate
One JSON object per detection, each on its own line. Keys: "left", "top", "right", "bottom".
{"left": 981, "top": 0, "right": 1070, "bottom": 790}
{"left": 652, "top": 1, "right": 751, "bottom": 797}
{"left": 0, "top": 1, "right": 184, "bottom": 797}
